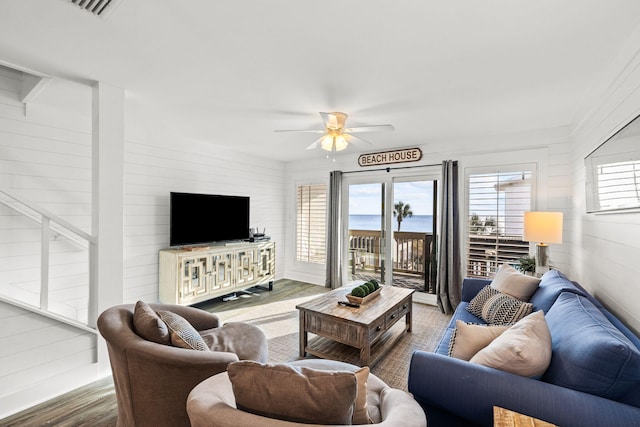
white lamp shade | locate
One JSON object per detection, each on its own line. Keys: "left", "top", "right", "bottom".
{"left": 523, "top": 212, "right": 563, "bottom": 244}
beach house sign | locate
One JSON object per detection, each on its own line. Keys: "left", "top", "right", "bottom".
{"left": 358, "top": 148, "right": 422, "bottom": 167}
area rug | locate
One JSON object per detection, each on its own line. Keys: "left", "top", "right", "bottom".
{"left": 215, "top": 291, "right": 451, "bottom": 391}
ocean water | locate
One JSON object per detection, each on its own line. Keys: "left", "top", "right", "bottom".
{"left": 349, "top": 214, "right": 433, "bottom": 232}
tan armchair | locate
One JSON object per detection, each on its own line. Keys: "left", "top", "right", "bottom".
{"left": 97, "top": 303, "right": 268, "bottom": 427}
{"left": 186, "top": 359, "right": 427, "bottom": 427}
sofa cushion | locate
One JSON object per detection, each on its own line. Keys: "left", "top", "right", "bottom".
{"left": 467, "top": 286, "right": 533, "bottom": 325}
{"left": 157, "top": 310, "right": 208, "bottom": 351}
{"left": 133, "top": 301, "right": 170, "bottom": 345}
{"left": 470, "top": 311, "right": 552, "bottom": 377}
{"left": 448, "top": 320, "right": 509, "bottom": 360}
{"left": 490, "top": 263, "right": 540, "bottom": 301}
{"left": 227, "top": 361, "right": 358, "bottom": 424}
{"left": 543, "top": 292, "right": 640, "bottom": 401}
{"left": 529, "top": 269, "right": 585, "bottom": 313}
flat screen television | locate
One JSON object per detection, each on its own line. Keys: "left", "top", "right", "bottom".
{"left": 170, "top": 192, "right": 250, "bottom": 247}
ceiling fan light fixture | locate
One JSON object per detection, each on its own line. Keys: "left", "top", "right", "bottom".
{"left": 275, "top": 111, "right": 393, "bottom": 153}
{"left": 321, "top": 133, "right": 348, "bottom": 151}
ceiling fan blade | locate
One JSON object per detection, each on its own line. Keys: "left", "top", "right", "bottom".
{"left": 306, "top": 136, "right": 324, "bottom": 150}
{"left": 319, "top": 112, "right": 337, "bottom": 129}
{"left": 274, "top": 129, "right": 325, "bottom": 133}
{"left": 345, "top": 134, "right": 373, "bottom": 145}
{"left": 343, "top": 124, "right": 394, "bottom": 133}
{"left": 320, "top": 112, "right": 348, "bottom": 129}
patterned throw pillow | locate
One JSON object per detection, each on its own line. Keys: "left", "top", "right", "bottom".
{"left": 466, "top": 285, "right": 499, "bottom": 318}
{"left": 156, "top": 310, "right": 208, "bottom": 351}
{"left": 467, "top": 286, "right": 533, "bottom": 325}
{"left": 482, "top": 292, "right": 533, "bottom": 325}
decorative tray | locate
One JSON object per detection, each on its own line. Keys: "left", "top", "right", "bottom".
{"left": 346, "top": 287, "right": 381, "bottom": 305}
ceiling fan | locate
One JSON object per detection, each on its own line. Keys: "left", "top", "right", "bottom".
{"left": 275, "top": 112, "right": 394, "bottom": 152}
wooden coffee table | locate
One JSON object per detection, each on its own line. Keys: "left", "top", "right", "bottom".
{"left": 296, "top": 285, "right": 414, "bottom": 366}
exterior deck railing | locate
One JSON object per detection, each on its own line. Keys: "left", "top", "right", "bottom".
{"left": 348, "top": 229, "right": 436, "bottom": 293}
{"left": 466, "top": 234, "right": 530, "bottom": 278}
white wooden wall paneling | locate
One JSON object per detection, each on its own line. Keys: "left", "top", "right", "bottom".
{"left": 0, "top": 75, "right": 96, "bottom": 418}
{"left": 569, "top": 26, "right": 640, "bottom": 334}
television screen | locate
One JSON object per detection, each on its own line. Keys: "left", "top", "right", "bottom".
{"left": 170, "top": 192, "right": 250, "bottom": 246}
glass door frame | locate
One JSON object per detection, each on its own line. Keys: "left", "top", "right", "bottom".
{"left": 341, "top": 167, "right": 441, "bottom": 288}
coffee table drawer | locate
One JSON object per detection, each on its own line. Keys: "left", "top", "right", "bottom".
{"left": 385, "top": 306, "right": 400, "bottom": 326}
{"left": 306, "top": 312, "right": 360, "bottom": 343}
{"left": 397, "top": 299, "right": 411, "bottom": 317}
{"left": 369, "top": 316, "right": 386, "bottom": 341}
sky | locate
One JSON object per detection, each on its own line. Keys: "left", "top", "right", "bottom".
{"left": 348, "top": 181, "right": 434, "bottom": 215}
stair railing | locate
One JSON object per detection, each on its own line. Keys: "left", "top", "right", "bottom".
{"left": 0, "top": 185, "right": 96, "bottom": 330}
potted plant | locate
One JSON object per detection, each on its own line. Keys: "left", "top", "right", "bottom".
{"left": 516, "top": 255, "right": 536, "bottom": 275}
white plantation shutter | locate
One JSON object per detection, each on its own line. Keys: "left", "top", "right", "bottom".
{"left": 592, "top": 160, "right": 640, "bottom": 211}
{"left": 466, "top": 167, "right": 534, "bottom": 278}
{"left": 296, "top": 184, "right": 327, "bottom": 263}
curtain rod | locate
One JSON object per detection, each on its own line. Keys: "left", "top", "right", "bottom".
{"left": 342, "top": 162, "right": 442, "bottom": 174}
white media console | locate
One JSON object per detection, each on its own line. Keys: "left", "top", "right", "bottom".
{"left": 159, "top": 241, "right": 275, "bottom": 305}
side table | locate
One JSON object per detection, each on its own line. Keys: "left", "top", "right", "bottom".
{"left": 493, "top": 406, "right": 556, "bottom": 427}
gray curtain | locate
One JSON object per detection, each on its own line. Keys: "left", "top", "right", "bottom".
{"left": 325, "top": 170, "right": 343, "bottom": 289}
{"left": 436, "top": 160, "right": 462, "bottom": 314}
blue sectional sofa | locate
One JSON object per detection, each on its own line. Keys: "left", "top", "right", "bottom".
{"left": 408, "top": 270, "right": 640, "bottom": 427}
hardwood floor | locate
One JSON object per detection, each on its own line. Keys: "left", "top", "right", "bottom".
{"left": 1, "top": 279, "right": 327, "bottom": 427}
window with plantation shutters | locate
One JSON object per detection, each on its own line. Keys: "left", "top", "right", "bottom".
{"left": 296, "top": 184, "right": 327, "bottom": 264}
{"left": 466, "top": 167, "right": 534, "bottom": 278}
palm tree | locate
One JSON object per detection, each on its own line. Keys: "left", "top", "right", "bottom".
{"left": 393, "top": 201, "right": 413, "bottom": 231}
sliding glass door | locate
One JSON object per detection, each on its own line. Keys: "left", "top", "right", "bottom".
{"left": 391, "top": 179, "right": 437, "bottom": 293}
{"left": 343, "top": 170, "right": 438, "bottom": 293}
{"left": 346, "top": 182, "right": 386, "bottom": 284}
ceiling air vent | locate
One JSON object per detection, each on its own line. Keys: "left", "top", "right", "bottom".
{"left": 65, "top": 0, "right": 123, "bottom": 18}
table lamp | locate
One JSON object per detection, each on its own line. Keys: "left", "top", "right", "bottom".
{"left": 523, "top": 212, "right": 563, "bottom": 276}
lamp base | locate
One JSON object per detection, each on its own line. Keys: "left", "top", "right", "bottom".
{"left": 535, "top": 243, "right": 549, "bottom": 277}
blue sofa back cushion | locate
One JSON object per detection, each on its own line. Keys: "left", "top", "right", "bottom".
{"left": 529, "top": 270, "right": 585, "bottom": 313}
{"left": 543, "top": 292, "right": 640, "bottom": 403}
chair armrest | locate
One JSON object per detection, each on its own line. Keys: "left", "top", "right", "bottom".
{"left": 408, "top": 351, "right": 640, "bottom": 427}
{"left": 377, "top": 388, "right": 426, "bottom": 427}
{"left": 461, "top": 278, "right": 491, "bottom": 302}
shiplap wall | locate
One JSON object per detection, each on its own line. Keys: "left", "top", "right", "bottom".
{"left": 569, "top": 26, "right": 640, "bottom": 334}
{"left": 0, "top": 67, "right": 97, "bottom": 417}
{"left": 123, "top": 124, "right": 287, "bottom": 303}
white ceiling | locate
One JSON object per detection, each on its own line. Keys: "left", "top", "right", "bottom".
{"left": 1, "top": 0, "right": 640, "bottom": 161}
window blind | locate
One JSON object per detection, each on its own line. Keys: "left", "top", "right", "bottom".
{"left": 466, "top": 169, "right": 533, "bottom": 278}
{"left": 296, "top": 184, "right": 327, "bottom": 264}
{"left": 594, "top": 160, "right": 640, "bottom": 211}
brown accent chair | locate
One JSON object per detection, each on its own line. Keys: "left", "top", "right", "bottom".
{"left": 97, "top": 303, "right": 268, "bottom": 427}
{"left": 186, "top": 359, "right": 427, "bottom": 427}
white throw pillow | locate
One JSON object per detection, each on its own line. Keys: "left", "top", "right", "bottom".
{"left": 469, "top": 310, "right": 552, "bottom": 377}
{"left": 490, "top": 263, "right": 540, "bottom": 301}
{"left": 448, "top": 320, "right": 510, "bottom": 360}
